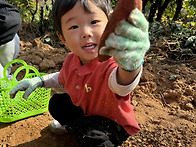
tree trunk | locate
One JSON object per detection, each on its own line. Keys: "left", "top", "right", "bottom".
{"left": 156, "top": 0, "right": 171, "bottom": 21}
{"left": 39, "top": 6, "right": 44, "bottom": 34}
{"left": 173, "top": 0, "right": 183, "bottom": 20}
{"left": 29, "top": 0, "right": 38, "bottom": 22}
{"left": 148, "top": 0, "right": 159, "bottom": 22}
{"left": 142, "top": 0, "right": 149, "bottom": 11}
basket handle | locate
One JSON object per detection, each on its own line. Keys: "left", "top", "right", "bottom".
{"left": 3, "top": 59, "right": 28, "bottom": 83}
{"left": 0, "top": 60, "right": 41, "bottom": 93}
{"left": 3, "top": 59, "right": 40, "bottom": 87}
{"left": 11, "top": 65, "right": 40, "bottom": 87}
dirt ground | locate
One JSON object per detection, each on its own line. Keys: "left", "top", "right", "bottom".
{"left": 0, "top": 24, "right": 196, "bottom": 147}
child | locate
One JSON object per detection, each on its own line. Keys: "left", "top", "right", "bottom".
{"left": 0, "top": 0, "right": 21, "bottom": 79}
{"left": 10, "top": 0, "right": 150, "bottom": 146}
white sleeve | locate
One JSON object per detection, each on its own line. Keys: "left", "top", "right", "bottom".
{"left": 108, "top": 66, "right": 143, "bottom": 96}
{"left": 41, "top": 72, "right": 62, "bottom": 88}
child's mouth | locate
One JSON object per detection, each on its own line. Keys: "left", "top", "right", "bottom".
{"left": 82, "top": 44, "right": 96, "bottom": 50}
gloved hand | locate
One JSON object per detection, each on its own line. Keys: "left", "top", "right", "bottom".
{"left": 99, "top": 8, "right": 150, "bottom": 71}
{"left": 9, "top": 76, "right": 43, "bottom": 99}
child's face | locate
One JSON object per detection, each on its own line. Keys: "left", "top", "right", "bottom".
{"left": 58, "top": 1, "right": 108, "bottom": 65}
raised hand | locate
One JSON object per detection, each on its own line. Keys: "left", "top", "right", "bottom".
{"left": 99, "top": 8, "right": 150, "bottom": 71}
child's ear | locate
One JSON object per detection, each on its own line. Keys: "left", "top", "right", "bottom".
{"left": 57, "top": 32, "right": 66, "bottom": 45}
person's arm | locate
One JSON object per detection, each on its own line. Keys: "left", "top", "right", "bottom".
{"left": 0, "top": 1, "right": 21, "bottom": 46}
{"left": 10, "top": 72, "right": 61, "bottom": 99}
{"left": 42, "top": 72, "right": 62, "bottom": 88}
{"left": 108, "top": 66, "right": 142, "bottom": 96}
{"left": 117, "top": 66, "right": 141, "bottom": 85}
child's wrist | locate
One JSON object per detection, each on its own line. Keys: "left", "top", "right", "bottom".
{"left": 120, "top": 59, "right": 144, "bottom": 72}
{"left": 37, "top": 76, "right": 44, "bottom": 87}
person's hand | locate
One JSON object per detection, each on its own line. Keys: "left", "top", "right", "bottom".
{"left": 9, "top": 76, "right": 43, "bottom": 99}
{"left": 99, "top": 8, "right": 150, "bottom": 71}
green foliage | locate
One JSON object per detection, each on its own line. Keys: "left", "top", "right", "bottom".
{"left": 161, "top": 1, "right": 176, "bottom": 21}
{"left": 7, "top": 0, "right": 34, "bottom": 22}
{"left": 161, "top": 0, "right": 196, "bottom": 28}
{"left": 185, "top": 36, "right": 196, "bottom": 48}
{"left": 190, "top": 0, "right": 196, "bottom": 8}
{"left": 111, "top": 0, "right": 118, "bottom": 8}
{"left": 181, "top": 0, "right": 196, "bottom": 28}
{"left": 7, "top": 0, "right": 53, "bottom": 23}
{"left": 149, "top": 21, "right": 196, "bottom": 60}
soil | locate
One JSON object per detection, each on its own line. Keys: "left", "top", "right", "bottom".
{"left": 0, "top": 24, "right": 196, "bottom": 147}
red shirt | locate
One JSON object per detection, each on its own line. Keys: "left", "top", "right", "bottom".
{"left": 59, "top": 53, "right": 140, "bottom": 135}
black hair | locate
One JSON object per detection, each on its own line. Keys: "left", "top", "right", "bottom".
{"left": 52, "top": 0, "right": 112, "bottom": 37}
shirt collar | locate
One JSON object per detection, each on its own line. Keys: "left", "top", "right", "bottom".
{"left": 71, "top": 54, "right": 100, "bottom": 76}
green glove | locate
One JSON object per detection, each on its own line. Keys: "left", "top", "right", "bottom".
{"left": 99, "top": 8, "right": 150, "bottom": 71}
{"left": 9, "top": 76, "right": 44, "bottom": 99}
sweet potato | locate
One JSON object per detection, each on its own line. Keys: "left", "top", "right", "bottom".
{"left": 98, "top": 0, "right": 142, "bottom": 62}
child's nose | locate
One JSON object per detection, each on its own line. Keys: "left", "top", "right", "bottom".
{"left": 82, "top": 26, "right": 93, "bottom": 38}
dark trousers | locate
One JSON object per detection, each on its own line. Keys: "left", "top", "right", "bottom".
{"left": 48, "top": 93, "right": 129, "bottom": 147}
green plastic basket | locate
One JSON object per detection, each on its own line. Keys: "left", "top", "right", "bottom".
{"left": 0, "top": 59, "right": 51, "bottom": 123}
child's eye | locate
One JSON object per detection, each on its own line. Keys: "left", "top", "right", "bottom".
{"left": 91, "top": 20, "right": 99, "bottom": 24}
{"left": 69, "top": 25, "right": 78, "bottom": 30}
